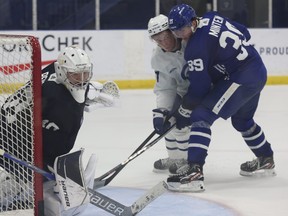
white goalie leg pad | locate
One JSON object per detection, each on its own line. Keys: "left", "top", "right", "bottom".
{"left": 45, "top": 150, "right": 97, "bottom": 216}
{"left": 54, "top": 175, "right": 89, "bottom": 210}
{"left": 53, "top": 150, "right": 89, "bottom": 210}
{"left": 167, "top": 181, "right": 205, "bottom": 192}
{"left": 84, "top": 153, "right": 98, "bottom": 189}
{"left": 44, "top": 181, "right": 63, "bottom": 216}
{"left": 44, "top": 181, "right": 90, "bottom": 216}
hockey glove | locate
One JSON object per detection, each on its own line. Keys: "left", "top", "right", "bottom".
{"left": 174, "top": 105, "right": 192, "bottom": 129}
{"left": 85, "top": 81, "right": 120, "bottom": 112}
{"left": 153, "top": 108, "right": 172, "bottom": 134}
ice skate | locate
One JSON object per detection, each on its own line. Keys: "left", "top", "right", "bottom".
{"left": 153, "top": 158, "right": 174, "bottom": 173}
{"left": 153, "top": 158, "right": 187, "bottom": 174}
{"left": 240, "top": 156, "right": 276, "bottom": 177}
{"left": 167, "top": 163, "right": 205, "bottom": 192}
{"left": 168, "top": 159, "right": 187, "bottom": 174}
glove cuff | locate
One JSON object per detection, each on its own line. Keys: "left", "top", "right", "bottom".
{"left": 152, "top": 108, "right": 169, "bottom": 116}
{"left": 178, "top": 105, "right": 192, "bottom": 118}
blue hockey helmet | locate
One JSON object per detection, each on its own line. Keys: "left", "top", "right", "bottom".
{"left": 168, "top": 4, "right": 197, "bottom": 31}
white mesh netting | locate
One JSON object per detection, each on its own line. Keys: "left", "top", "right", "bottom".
{"left": 0, "top": 35, "right": 40, "bottom": 215}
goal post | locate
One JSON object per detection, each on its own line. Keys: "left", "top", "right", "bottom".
{"left": 0, "top": 35, "right": 43, "bottom": 215}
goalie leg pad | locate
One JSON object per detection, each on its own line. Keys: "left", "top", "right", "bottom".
{"left": 84, "top": 153, "right": 98, "bottom": 189}
{"left": 53, "top": 150, "right": 89, "bottom": 210}
{"left": 45, "top": 149, "right": 97, "bottom": 215}
{"left": 44, "top": 181, "right": 90, "bottom": 216}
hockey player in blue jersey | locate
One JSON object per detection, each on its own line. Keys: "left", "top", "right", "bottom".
{"left": 166, "top": 4, "right": 276, "bottom": 192}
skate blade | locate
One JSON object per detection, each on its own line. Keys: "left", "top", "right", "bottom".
{"left": 167, "top": 180, "right": 205, "bottom": 192}
{"left": 153, "top": 168, "right": 169, "bottom": 174}
{"left": 240, "top": 168, "right": 276, "bottom": 177}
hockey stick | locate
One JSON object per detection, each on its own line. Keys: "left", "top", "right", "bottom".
{"left": 0, "top": 148, "right": 167, "bottom": 216}
{"left": 92, "top": 129, "right": 157, "bottom": 188}
{"left": 93, "top": 123, "right": 176, "bottom": 189}
{"left": 89, "top": 180, "right": 168, "bottom": 216}
{"left": 0, "top": 148, "right": 55, "bottom": 180}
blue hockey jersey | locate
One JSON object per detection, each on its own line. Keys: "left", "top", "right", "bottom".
{"left": 183, "top": 11, "right": 267, "bottom": 109}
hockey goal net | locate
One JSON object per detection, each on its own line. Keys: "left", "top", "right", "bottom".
{"left": 0, "top": 35, "right": 43, "bottom": 215}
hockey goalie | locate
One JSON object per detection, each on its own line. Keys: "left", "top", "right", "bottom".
{"left": 0, "top": 45, "right": 120, "bottom": 213}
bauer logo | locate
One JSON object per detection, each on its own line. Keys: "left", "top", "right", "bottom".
{"left": 59, "top": 180, "right": 71, "bottom": 207}
{"left": 89, "top": 192, "right": 125, "bottom": 216}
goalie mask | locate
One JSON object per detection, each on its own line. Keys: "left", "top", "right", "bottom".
{"left": 55, "top": 46, "right": 93, "bottom": 103}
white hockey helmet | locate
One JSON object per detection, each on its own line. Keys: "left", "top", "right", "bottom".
{"left": 55, "top": 45, "right": 93, "bottom": 103}
{"left": 148, "top": 14, "right": 169, "bottom": 37}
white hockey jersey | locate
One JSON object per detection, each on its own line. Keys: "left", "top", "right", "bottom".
{"left": 151, "top": 40, "right": 189, "bottom": 111}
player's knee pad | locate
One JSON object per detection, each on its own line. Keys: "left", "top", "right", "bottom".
{"left": 190, "top": 107, "right": 218, "bottom": 126}
{"left": 231, "top": 117, "right": 255, "bottom": 132}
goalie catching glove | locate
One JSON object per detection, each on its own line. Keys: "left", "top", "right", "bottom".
{"left": 85, "top": 81, "right": 120, "bottom": 112}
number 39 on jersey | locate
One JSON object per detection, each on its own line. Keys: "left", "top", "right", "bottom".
{"left": 187, "top": 58, "right": 204, "bottom": 72}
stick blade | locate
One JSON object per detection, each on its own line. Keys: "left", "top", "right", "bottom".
{"left": 93, "top": 179, "right": 106, "bottom": 189}
{"left": 88, "top": 188, "right": 133, "bottom": 216}
{"left": 131, "top": 181, "right": 168, "bottom": 215}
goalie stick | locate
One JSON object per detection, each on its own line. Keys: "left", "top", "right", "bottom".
{"left": 0, "top": 148, "right": 55, "bottom": 180}
{"left": 93, "top": 124, "right": 176, "bottom": 189}
{"left": 0, "top": 148, "right": 168, "bottom": 216}
{"left": 89, "top": 181, "right": 168, "bottom": 216}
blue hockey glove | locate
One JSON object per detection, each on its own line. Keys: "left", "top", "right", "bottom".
{"left": 152, "top": 108, "right": 171, "bottom": 134}
{"left": 174, "top": 105, "right": 192, "bottom": 129}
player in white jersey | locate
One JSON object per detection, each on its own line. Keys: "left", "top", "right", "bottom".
{"left": 148, "top": 14, "right": 190, "bottom": 174}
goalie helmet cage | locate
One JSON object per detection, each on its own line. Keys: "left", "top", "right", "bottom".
{"left": 0, "top": 35, "right": 43, "bottom": 215}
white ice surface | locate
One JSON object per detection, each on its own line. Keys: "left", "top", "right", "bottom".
{"left": 73, "top": 85, "right": 288, "bottom": 216}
